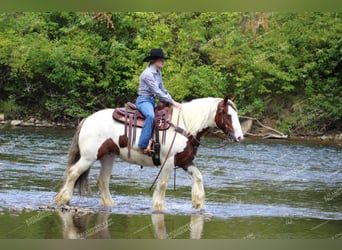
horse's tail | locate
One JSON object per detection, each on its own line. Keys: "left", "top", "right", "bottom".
{"left": 67, "top": 118, "right": 91, "bottom": 196}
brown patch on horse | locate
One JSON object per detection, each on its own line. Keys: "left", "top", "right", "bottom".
{"left": 119, "top": 135, "right": 128, "bottom": 148}
{"left": 174, "top": 129, "right": 208, "bottom": 170}
{"left": 215, "top": 98, "right": 232, "bottom": 135}
{"left": 174, "top": 140, "right": 195, "bottom": 169}
{"left": 97, "top": 138, "right": 120, "bottom": 159}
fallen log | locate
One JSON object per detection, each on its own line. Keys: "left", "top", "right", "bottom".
{"left": 240, "top": 116, "right": 288, "bottom": 139}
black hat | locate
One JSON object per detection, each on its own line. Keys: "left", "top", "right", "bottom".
{"left": 143, "top": 48, "right": 169, "bottom": 62}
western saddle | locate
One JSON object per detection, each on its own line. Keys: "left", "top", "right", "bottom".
{"left": 112, "top": 102, "right": 172, "bottom": 164}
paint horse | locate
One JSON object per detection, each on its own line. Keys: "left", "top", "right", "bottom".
{"left": 55, "top": 97, "right": 244, "bottom": 211}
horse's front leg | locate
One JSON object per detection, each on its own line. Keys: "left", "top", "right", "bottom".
{"left": 152, "top": 160, "right": 173, "bottom": 211}
{"left": 186, "top": 163, "right": 205, "bottom": 209}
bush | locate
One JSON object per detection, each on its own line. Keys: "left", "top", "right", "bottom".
{"left": 0, "top": 98, "right": 24, "bottom": 119}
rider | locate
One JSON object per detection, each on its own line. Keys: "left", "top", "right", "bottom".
{"left": 137, "top": 48, "right": 182, "bottom": 154}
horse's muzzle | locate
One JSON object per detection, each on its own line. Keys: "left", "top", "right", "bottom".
{"left": 229, "top": 133, "right": 243, "bottom": 143}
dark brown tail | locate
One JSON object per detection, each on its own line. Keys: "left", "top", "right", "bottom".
{"left": 67, "top": 119, "right": 91, "bottom": 196}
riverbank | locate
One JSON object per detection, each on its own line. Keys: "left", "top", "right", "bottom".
{"left": 0, "top": 116, "right": 77, "bottom": 129}
{"left": 1, "top": 115, "right": 341, "bottom": 144}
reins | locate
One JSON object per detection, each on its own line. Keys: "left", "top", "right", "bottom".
{"left": 192, "top": 135, "right": 234, "bottom": 149}
{"left": 149, "top": 107, "right": 233, "bottom": 191}
{"left": 149, "top": 109, "right": 181, "bottom": 191}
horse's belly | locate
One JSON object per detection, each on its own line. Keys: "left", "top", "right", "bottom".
{"left": 118, "top": 149, "right": 155, "bottom": 167}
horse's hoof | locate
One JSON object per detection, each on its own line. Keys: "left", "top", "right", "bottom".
{"left": 101, "top": 200, "right": 115, "bottom": 207}
{"left": 152, "top": 204, "right": 166, "bottom": 212}
{"left": 55, "top": 195, "right": 67, "bottom": 205}
{"left": 192, "top": 202, "right": 204, "bottom": 210}
{"left": 55, "top": 191, "right": 72, "bottom": 205}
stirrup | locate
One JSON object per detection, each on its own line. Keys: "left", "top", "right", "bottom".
{"left": 142, "top": 139, "right": 154, "bottom": 156}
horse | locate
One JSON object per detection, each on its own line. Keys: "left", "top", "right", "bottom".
{"left": 55, "top": 96, "right": 244, "bottom": 211}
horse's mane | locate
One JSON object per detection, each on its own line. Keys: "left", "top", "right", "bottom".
{"left": 178, "top": 97, "right": 222, "bottom": 136}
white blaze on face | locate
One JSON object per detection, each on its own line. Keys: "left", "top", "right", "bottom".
{"left": 227, "top": 104, "right": 244, "bottom": 142}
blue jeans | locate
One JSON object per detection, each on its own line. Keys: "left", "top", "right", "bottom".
{"left": 136, "top": 96, "right": 156, "bottom": 149}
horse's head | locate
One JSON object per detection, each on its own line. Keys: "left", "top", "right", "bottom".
{"left": 215, "top": 96, "right": 244, "bottom": 142}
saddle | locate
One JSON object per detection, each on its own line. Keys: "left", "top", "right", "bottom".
{"left": 113, "top": 102, "right": 171, "bottom": 130}
{"left": 112, "top": 102, "right": 172, "bottom": 164}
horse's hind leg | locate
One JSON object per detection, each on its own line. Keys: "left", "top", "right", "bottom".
{"left": 186, "top": 163, "right": 205, "bottom": 209}
{"left": 55, "top": 157, "right": 95, "bottom": 205}
{"left": 98, "top": 154, "right": 115, "bottom": 206}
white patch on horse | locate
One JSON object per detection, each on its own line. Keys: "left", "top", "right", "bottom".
{"left": 227, "top": 100, "right": 244, "bottom": 142}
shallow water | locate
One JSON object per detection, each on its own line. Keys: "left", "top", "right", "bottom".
{"left": 0, "top": 128, "right": 341, "bottom": 239}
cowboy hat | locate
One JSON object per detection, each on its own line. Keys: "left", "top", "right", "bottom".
{"left": 143, "top": 48, "right": 169, "bottom": 62}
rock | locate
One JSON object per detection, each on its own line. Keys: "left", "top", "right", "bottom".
{"left": 11, "top": 120, "right": 23, "bottom": 126}
{"left": 9, "top": 206, "right": 20, "bottom": 212}
{"left": 24, "top": 206, "right": 33, "bottom": 211}
{"left": 241, "top": 119, "right": 253, "bottom": 135}
{"left": 22, "top": 122, "right": 35, "bottom": 127}
{"left": 0, "top": 113, "right": 4, "bottom": 121}
{"left": 44, "top": 123, "right": 53, "bottom": 127}
{"left": 335, "top": 133, "right": 342, "bottom": 140}
{"left": 35, "top": 120, "right": 53, "bottom": 127}
{"left": 28, "top": 117, "right": 35, "bottom": 123}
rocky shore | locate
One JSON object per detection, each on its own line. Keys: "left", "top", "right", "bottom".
{"left": 0, "top": 114, "right": 76, "bottom": 129}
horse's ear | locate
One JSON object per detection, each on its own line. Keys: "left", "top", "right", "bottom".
{"left": 224, "top": 96, "right": 229, "bottom": 104}
{"left": 230, "top": 96, "right": 236, "bottom": 102}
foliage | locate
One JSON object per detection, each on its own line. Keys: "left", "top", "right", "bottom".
{"left": 0, "top": 12, "right": 341, "bottom": 134}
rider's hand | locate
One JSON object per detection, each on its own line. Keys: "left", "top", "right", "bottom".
{"left": 172, "top": 101, "right": 182, "bottom": 109}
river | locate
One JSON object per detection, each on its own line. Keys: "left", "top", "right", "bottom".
{"left": 0, "top": 128, "right": 341, "bottom": 239}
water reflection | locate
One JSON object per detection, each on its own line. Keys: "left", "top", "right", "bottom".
{"left": 58, "top": 211, "right": 205, "bottom": 239}
{"left": 59, "top": 212, "right": 111, "bottom": 239}
{"left": 151, "top": 213, "right": 205, "bottom": 239}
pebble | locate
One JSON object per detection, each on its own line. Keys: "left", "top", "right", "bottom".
{"left": 24, "top": 206, "right": 33, "bottom": 211}
{"left": 2, "top": 204, "right": 97, "bottom": 215}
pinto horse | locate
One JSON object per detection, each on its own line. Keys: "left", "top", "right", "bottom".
{"left": 55, "top": 97, "right": 243, "bottom": 211}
